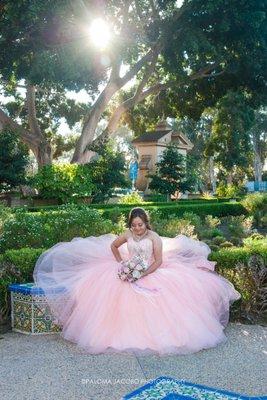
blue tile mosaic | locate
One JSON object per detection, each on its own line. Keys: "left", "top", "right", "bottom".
{"left": 123, "top": 377, "right": 266, "bottom": 400}
{"left": 8, "top": 282, "right": 65, "bottom": 334}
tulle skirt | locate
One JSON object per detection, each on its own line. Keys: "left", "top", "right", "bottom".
{"left": 33, "top": 234, "right": 241, "bottom": 355}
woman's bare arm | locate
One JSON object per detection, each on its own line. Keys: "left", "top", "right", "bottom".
{"left": 110, "top": 232, "right": 128, "bottom": 262}
{"left": 142, "top": 233, "right": 163, "bottom": 277}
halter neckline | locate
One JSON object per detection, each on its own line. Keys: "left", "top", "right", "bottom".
{"left": 131, "top": 229, "right": 149, "bottom": 243}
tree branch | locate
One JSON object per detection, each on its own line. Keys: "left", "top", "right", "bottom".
{"left": 109, "top": 57, "right": 122, "bottom": 83}
{"left": 133, "top": 50, "right": 159, "bottom": 101}
{"left": 119, "top": 48, "right": 155, "bottom": 87}
{"left": 0, "top": 108, "right": 38, "bottom": 147}
{"left": 25, "top": 83, "right": 43, "bottom": 137}
{"left": 98, "top": 60, "right": 226, "bottom": 142}
{"left": 189, "top": 62, "right": 225, "bottom": 80}
{"left": 149, "top": 0, "right": 158, "bottom": 19}
{"left": 119, "top": 0, "right": 188, "bottom": 88}
{"left": 98, "top": 81, "right": 170, "bottom": 142}
{"left": 73, "top": 2, "right": 204, "bottom": 162}
{"left": 0, "top": 78, "right": 46, "bottom": 93}
{"left": 109, "top": 1, "right": 133, "bottom": 83}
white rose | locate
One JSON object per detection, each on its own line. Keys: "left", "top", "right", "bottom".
{"left": 132, "top": 270, "right": 141, "bottom": 279}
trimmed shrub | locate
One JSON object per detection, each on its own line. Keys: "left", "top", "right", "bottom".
{"left": 151, "top": 216, "right": 197, "bottom": 238}
{"left": 0, "top": 205, "right": 113, "bottom": 252}
{"left": 118, "top": 191, "right": 145, "bottom": 204}
{"left": 209, "top": 239, "right": 267, "bottom": 323}
{"left": 219, "top": 241, "right": 234, "bottom": 248}
{"left": 209, "top": 241, "right": 267, "bottom": 269}
{"left": 212, "top": 236, "right": 226, "bottom": 245}
{"left": 241, "top": 192, "right": 267, "bottom": 227}
{"left": 0, "top": 247, "right": 44, "bottom": 322}
{"left": 30, "top": 163, "right": 95, "bottom": 203}
{"left": 0, "top": 204, "right": 12, "bottom": 235}
{"left": 22, "top": 197, "right": 240, "bottom": 213}
{"left": 101, "top": 202, "right": 246, "bottom": 221}
{"left": 227, "top": 215, "right": 253, "bottom": 238}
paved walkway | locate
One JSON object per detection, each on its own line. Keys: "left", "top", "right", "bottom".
{"left": 0, "top": 323, "right": 266, "bottom": 400}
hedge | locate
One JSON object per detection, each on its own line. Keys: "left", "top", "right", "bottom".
{"left": 1, "top": 240, "right": 266, "bottom": 324}
{"left": 0, "top": 247, "right": 44, "bottom": 322}
{"left": 101, "top": 202, "right": 246, "bottom": 220}
{"left": 14, "top": 197, "right": 240, "bottom": 213}
{"left": 209, "top": 239, "right": 267, "bottom": 269}
{"left": 209, "top": 239, "right": 266, "bottom": 323}
{"left": 0, "top": 207, "right": 114, "bottom": 252}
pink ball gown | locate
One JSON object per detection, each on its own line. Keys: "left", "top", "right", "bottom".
{"left": 33, "top": 233, "right": 240, "bottom": 355}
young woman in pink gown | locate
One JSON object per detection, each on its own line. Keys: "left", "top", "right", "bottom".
{"left": 33, "top": 207, "right": 240, "bottom": 355}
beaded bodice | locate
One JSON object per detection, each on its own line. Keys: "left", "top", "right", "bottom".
{"left": 127, "top": 236, "right": 154, "bottom": 265}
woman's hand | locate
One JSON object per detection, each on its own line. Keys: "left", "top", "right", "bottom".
{"left": 117, "top": 260, "right": 126, "bottom": 274}
{"left": 117, "top": 261, "right": 132, "bottom": 282}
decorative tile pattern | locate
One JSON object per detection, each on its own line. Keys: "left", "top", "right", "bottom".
{"left": 9, "top": 283, "right": 65, "bottom": 335}
{"left": 123, "top": 377, "right": 266, "bottom": 400}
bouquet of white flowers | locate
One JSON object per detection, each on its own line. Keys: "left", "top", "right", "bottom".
{"left": 118, "top": 254, "right": 148, "bottom": 282}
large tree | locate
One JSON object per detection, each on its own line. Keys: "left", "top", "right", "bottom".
{"left": 0, "top": 0, "right": 266, "bottom": 165}
{"left": 0, "top": 127, "right": 29, "bottom": 190}
{"left": 248, "top": 108, "right": 267, "bottom": 182}
{"left": 205, "top": 90, "right": 255, "bottom": 184}
{"left": 172, "top": 113, "right": 216, "bottom": 192}
{"left": 148, "top": 144, "right": 193, "bottom": 197}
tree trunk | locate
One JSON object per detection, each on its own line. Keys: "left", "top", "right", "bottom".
{"left": 227, "top": 173, "right": 233, "bottom": 185}
{"left": 33, "top": 141, "right": 53, "bottom": 167}
{"left": 253, "top": 152, "right": 263, "bottom": 182}
{"left": 252, "top": 132, "right": 263, "bottom": 182}
{"left": 26, "top": 84, "right": 53, "bottom": 168}
{"left": 0, "top": 108, "right": 52, "bottom": 168}
{"left": 71, "top": 83, "right": 120, "bottom": 163}
{"left": 71, "top": 57, "right": 224, "bottom": 164}
{"left": 208, "top": 157, "right": 216, "bottom": 193}
{"left": 71, "top": 48, "right": 159, "bottom": 164}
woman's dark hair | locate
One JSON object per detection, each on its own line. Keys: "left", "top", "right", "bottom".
{"left": 128, "top": 207, "right": 151, "bottom": 230}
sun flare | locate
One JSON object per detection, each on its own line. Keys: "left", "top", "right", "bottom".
{"left": 89, "top": 18, "right": 111, "bottom": 49}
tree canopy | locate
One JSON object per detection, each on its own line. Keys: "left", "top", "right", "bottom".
{"left": 0, "top": 0, "right": 266, "bottom": 165}
{"left": 0, "top": 127, "right": 29, "bottom": 190}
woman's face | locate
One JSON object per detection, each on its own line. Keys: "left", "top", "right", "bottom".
{"left": 131, "top": 216, "right": 147, "bottom": 236}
